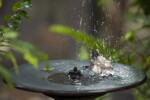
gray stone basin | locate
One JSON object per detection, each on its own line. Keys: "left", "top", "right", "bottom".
{"left": 9, "top": 60, "right": 146, "bottom": 100}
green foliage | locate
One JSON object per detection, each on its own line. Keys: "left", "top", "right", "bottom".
{"left": 95, "top": 94, "right": 110, "bottom": 100}
{"left": 22, "top": 0, "right": 32, "bottom": 8}
{"left": 12, "top": 0, "right": 32, "bottom": 12}
{"left": 11, "top": 14, "right": 22, "bottom": 23}
{"left": 50, "top": 25, "right": 127, "bottom": 64}
{"left": 120, "top": 0, "right": 150, "bottom": 100}
{"left": 78, "top": 46, "right": 90, "bottom": 60}
{"left": 0, "top": 0, "right": 2, "bottom": 8}
{"left": 147, "top": 56, "right": 150, "bottom": 66}
{"left": 5, "top": 0, "right": 32, "bottom": 32}
{"left": 0, "top": 29, "right": 4, "bottom": 37}
{"left": 134, "top": 0, "right": 150, "bottom": 15}
{"left": 124, "top": 30, "right": 136, "bottom": 42}
{"left": 9, "top": 39, "right": 49, "bottom": 69}
{"left": 5, "top": 52, "right": 19, "bottom": 74}
{"left": 0, "top": 65, "right": 14, "bottom": 88}
{"left": 124, "top": 11, "right": 150, "bottom": 28}
{"left": 1, "top": 26, "right": 19, "bottom": 39}
{"left": 43, "top": 66, "right": 54, "bottom": 71}
{"left": 12, "top": 2, "right": 23, "bottom": 12}
{"left": 50, "top": 25, "right": 118, "bottom": 61}
{"left": 0, "top": 0, "right": 51, "bottom": 88}
{"left": 97, "top": 1, "right": 150, "bottom": 99}
{"left": 96, "top": 1, "right": 150, "bottom": 99}
{"left": 99, "top": 0, "right": 109, "bottom": 4}
{"left": 0, "top": 26, "right": 50, "bottom": 72}
{"left": 19, "top": 10, "right": 30, "bottom": 19}
{"left": 8, "top": 22, "right": 20, "bottom": 31}
{"left": 24, "top": 52, "right": 39, "bottom": 68}
{"left": 9, "top": 39, "right": 43, "bottom": 69}
{"left": 98, "top": 0, "right": 119, "bottom": 5}
{"left": 4, "top": 15, "right": 11, "bottom": 22}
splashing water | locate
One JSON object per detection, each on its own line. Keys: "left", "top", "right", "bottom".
{"left": 79, "top": 17, "right": 83, "bottom": 28}
{"left": 90, "top": 55, "right": 114, "bottom": 76}
{"left": 79, "top": 0, "right": 86, "bottom": 29}
{"left": 47, "top": 64, "right": 115, "bottom": 86}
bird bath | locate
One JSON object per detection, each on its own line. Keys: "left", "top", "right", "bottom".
{"left": 8, "top": 60, "right": 146, "bottom": 100}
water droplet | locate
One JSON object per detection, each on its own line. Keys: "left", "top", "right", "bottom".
{"left": 82, "top": 0, "right": 86, "bottom": 7}
{"left": 101, "top": 22, "right": 104, "bottom": 26}
{"left": 79, "top": 17, "right": 83, "bottom": 28}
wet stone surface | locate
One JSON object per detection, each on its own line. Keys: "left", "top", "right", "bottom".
{"left": 47, "top": 66, "right": 119, "bottom": 85}
{"left": 9, "top": 60, "right": 146, "bottom": 96}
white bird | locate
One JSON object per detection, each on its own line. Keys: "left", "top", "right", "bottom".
{"left": 90, "top": 55, "right": 114, "bottom": 76}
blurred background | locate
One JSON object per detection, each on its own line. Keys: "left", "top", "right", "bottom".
{"left": 0, "top": 0, "right": 150, "bottom": 100}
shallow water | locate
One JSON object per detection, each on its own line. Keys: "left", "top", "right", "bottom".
{"left": 9, "top": 60, "right": 146, "bottom": 92}
{"left": 47, "top": 67, "right": 121, "bottom": 86}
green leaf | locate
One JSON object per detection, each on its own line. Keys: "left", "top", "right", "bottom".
{"left": 9, "top": 40, "right": 40, "bottom": 69}
{"left": 8, "top": 22, "right": 20, "bottom": 31}
{"left": 130, "top": 0, "right": 139, "bottom": 7}
{"left": 12, "top": 2, "right": 23, "bottom": 11}
{"left": 99, "top": 0, "right": 108, "bottom": 4}
{"left": 10, "top": 39, "right": 35, "bottom": 53}
{"left": 1, "top": 27, "right": 18, "bottom": 39}
{"left": 0, "top": 29, "right": 4, "bottom": 37}
{"left": 5, "top": 52, "right": 19, "bottom": 74}
{"left": 0, "top": 29, "right": 4, "bottom": 41}
{"left": 24, "top": 52, "right": 39, "bottom": 69}
{"left": 95, "top": 94, "right": 110, "bottom": 100}
{"left": 50, "top": 25, "right": 116, "bottom": 61}
{"left": 147, "top": 56, "right": 150, "bottom": 66}
{"left": 0, "top": 0, "right": 2, "bottom": 8}
{"left": 124, "top": 30, "right": 135, "bottom": 41}
{"left": 137, "top": 0, "right": 150, "bottom": 15}
{"left": 43, "top": 67, "right": 54, "bottom": 71}
{"left": 39, "top": 52, "right": 48, "bottom": 61}
{"left": 78, "top": 46, "right": 90, "bottom": 60}
{"left": 142, "top": 24, "right": 150, "bottom": 28}
{"left": 0, "top": 65, "right": 14, "bottom": 88}
{"left": 11, "top": 14, "right": 22, "bottom": 23}
{"left": 19, "top": 10, "right": 30, "bottom": 19}
{"left": 4, "top": 15, "right": 11, "bottom": 22}
{"left": 124, "top": 11, "right": 148, "bottom": 24}
{"left": 22, "top": 0, "right": 32, "bottom": 8}
{"left": 9, "top": 39, "right": 50, "bottom": 71}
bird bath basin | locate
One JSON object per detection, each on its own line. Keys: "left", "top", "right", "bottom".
{"left": 9, "top": 60, "right": 146, "bottom": 100}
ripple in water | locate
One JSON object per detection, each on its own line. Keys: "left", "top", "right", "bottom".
{"left": 47, "top": 67, "right": 121, "bottom": 86}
